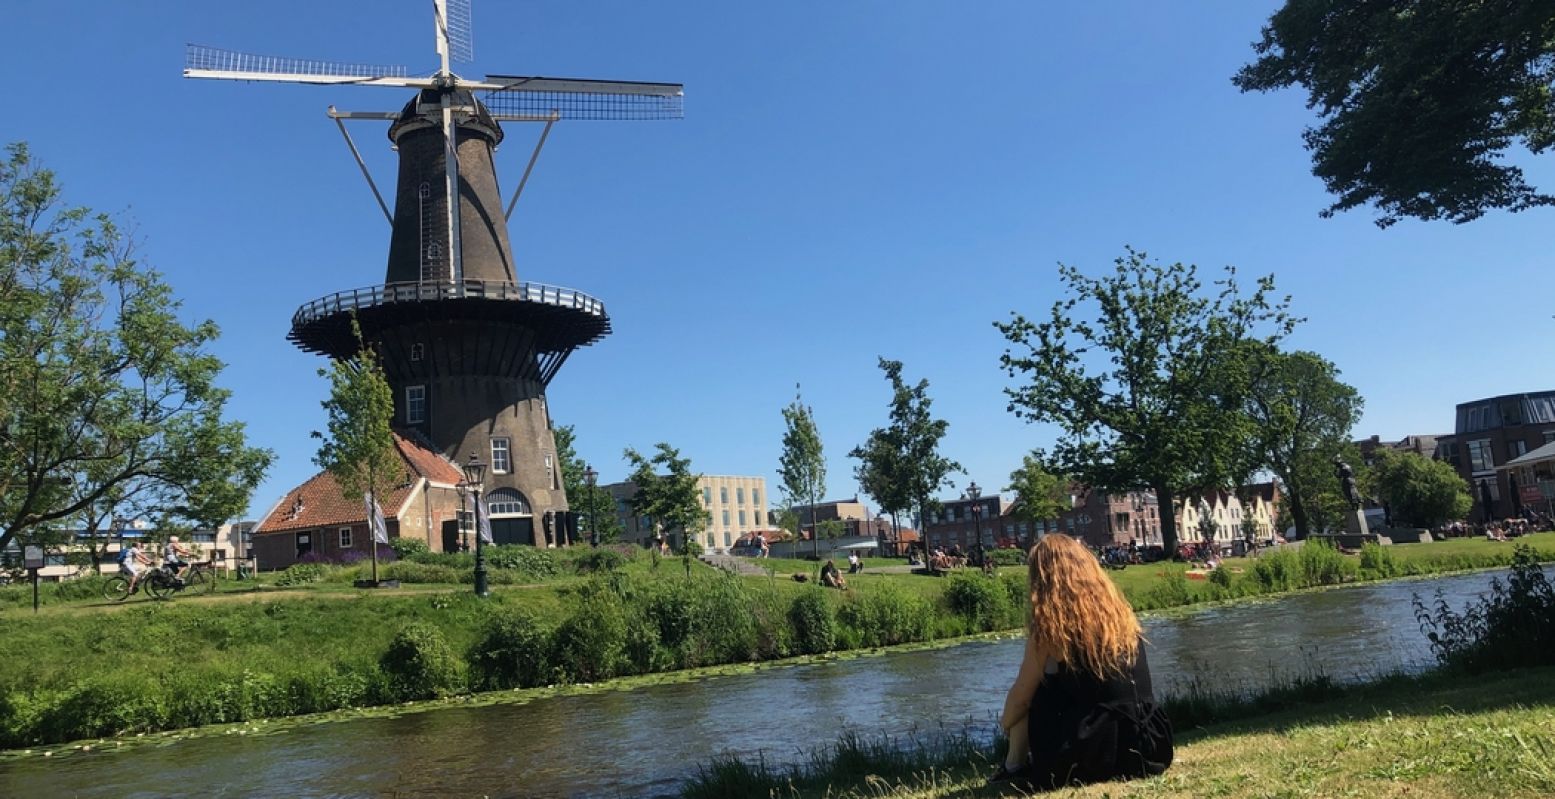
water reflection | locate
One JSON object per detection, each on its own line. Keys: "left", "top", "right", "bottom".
{"left": 0, "top": 567, "right": 1533, "bottom": 799}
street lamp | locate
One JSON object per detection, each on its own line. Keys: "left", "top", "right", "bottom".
{"left": 463, "top": 453, "right": 489, "bottom": 597}
{"left": 584, "top": 463, "right": 599, "bottom": 548}
{"left": 965, "top": 480, "right": 985, "bottom": 552}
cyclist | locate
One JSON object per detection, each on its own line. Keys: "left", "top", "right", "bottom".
{"left": 118, "top": 540, "right": 151, "bottom": 594}
{"left": 163, "top": 535, "right": 193, "bottom": 585}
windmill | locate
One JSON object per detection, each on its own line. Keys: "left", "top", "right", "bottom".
{"left": 185, "top": 0, "right": 682, "bottom": 283}
{"left": 192, "top": 0, "right": 682, "bottom": 551}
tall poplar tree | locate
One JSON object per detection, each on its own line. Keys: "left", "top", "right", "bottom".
{"left": 778, "top": 386, "right": 826, "bottom": 557}
{"left": 313, "top": 332, "right": 402, "bottom": 584}
{"left": 855, "top": 359, "right": 961, "bottom": 548}
{"left": 996, "top": 249, "right": 1294, "bottom": 555}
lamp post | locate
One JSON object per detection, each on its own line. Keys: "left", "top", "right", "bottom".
{"left": 584, "top": 463, "right": 599, "bottom": 548}
{"left": 965, "top": 480, "right": 984, "bottom": 550}
{"left": 464, "top": 453, "right": 489, "bottom": 597}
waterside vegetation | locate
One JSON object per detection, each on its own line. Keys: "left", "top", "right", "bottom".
{"left": 2, "top": 535, "right": 1552, "bottom": 749}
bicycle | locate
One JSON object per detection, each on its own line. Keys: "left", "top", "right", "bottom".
{"left": 102, "top": 562, "right": 215, "bottom": 602}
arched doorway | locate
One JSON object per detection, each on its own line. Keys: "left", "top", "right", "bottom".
{"left": 486, "top": 488, "right": 536, "bottom": 546}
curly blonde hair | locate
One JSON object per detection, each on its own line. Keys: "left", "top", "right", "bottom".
{"left": 1026, "top": 534, "right": 1140, "bottom": 677}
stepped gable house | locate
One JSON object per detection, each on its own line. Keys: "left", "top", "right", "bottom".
{"left": 253, "top": 433, "right": 466, "bottom": 570}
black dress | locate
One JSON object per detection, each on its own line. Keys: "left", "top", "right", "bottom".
{"left": 1023, "top": 646, "right": 1173, "bottom": 790}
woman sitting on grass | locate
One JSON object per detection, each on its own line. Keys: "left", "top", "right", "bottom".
{"left": 993, "top": 533, "right": 1173, "bottom": 789}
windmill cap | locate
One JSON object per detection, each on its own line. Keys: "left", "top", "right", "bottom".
{"left": 388, "top": 89, "right": 503, "bottom": 145}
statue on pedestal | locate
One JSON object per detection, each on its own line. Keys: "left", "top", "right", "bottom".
{"left": 1334, "top": 457, "right": 1369, "bottom": 536}
{"left": 1335, "top": 457, "right": 1360, "bottom": 510}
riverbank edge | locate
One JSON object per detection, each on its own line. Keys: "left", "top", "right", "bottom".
{"left": 679, "top": 664, "right": 1555, "bottom": 798}
{"left": 0, "top": 628, "right": 1021, "bottom": 761}
{"left": 2, "top": 557, "right": 1538, "bottom": 757}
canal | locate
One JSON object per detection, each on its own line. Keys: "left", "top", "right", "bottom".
{"left": 0, "top": 567, "right": 1528, "bottom": 798}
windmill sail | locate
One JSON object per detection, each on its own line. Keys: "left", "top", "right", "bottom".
{"left": 482, "top": 76, "right": 684, "bottom": 121}
{"left": 445, "top": 0, "right": 475, "bottom": 63}
{"left": 184, "top": 45, "right": 425, "bottom": 87}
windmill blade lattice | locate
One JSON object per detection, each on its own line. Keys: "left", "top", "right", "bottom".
{"left": 184, "top": 44, "right": 414, "bottom": 84}
{"left": 445, "top": 0, "right": 474, "bottom": 62}
{"left": 482, "top": 77, "right": 684, "bottom": 121}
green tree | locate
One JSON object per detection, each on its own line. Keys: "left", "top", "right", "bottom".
{"left": 851, "top": 428, "right": 912, "bottom": 548}
{"left": 778, "top": 385, "right": 826, "bottom": 557}
{"left": 1370, "top": 449, "right": 1473, "bottom": 529}
{"left": 553, "top": 424, "right": 624, "bottom": 545}
{"left": 771, "top": 507, "right": 800, "bottom": 540}
{"left": 312, "top": 334, "right": 403, "bottom": 584}
{"left": 0, "top": 143, "right": 272, "bottom": 553}
{"left": 1234, "top": 1, "right": 1555, "bottom": 227}
{"left": 857, "top": 358, "right": 962, "bottom": 548}
{"left": 1004, "top": 452, "right": 1069, "bottom": 535}
{"left": 1246, "top": 348, "right": 1364, "bottom": 539}
{"left": 624, "top": 443, "right": 705, "bottom": 555}
{"left": 1240, "top": 511, "right": 1261, "bottom": 545}
{"left": 1196, "top": 500, "right": 1219, "bottom": 546}
{"left": 996, "top": 249, "right": 1295, "bottom": 555}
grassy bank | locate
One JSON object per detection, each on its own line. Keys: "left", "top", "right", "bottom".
{"left": 2, "top": 534, "right": 1551, "bottom": 749}
{"left": 682, "top": 665, "right": 1555, "bottom": 798}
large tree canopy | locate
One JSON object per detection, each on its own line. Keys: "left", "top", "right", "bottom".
{"left": 1246, "top": 347, "right": 1364, "bottom": 539}
{"left": 1235, "top": 1, "right": 1555, "bottom": 226}
{"left": 1369, "top": 449, "right": 1473, "bottom": 529}
{"left": 996, "top": 249, "right": 1294, "bottom": 555}
{"left": 0, "top": 143, "right": 272, "bottom": 552}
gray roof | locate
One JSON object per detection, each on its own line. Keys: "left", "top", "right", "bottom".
{"left": 1500, "top": 440, "right": 1555, "bottom": 469}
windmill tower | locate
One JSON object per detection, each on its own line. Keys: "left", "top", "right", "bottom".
{"left": 188, "top": 0, "right": 681, "bottom": 547}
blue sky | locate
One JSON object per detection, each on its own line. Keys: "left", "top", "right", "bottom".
{"left": 6, "top": 1, "right": 1552, "bottom": 520}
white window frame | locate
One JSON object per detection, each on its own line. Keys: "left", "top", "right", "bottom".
{"left": 338, "top": 527, "right": 353, "bottom": 548}
{"left": 491, "top": 438, "right": 511, "bottom": 474}
{"left": 406, "top": 385, "right": 426, "bottom": 424}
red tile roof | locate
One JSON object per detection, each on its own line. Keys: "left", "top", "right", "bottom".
{"left": 256, "top": 433, "right": 462, "bottom": 535}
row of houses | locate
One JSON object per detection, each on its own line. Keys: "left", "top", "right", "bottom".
{"left": 920, "top": 483, "right": 1282, "bottom": 554}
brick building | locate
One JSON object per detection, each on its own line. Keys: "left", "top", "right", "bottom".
{"left": 253, "top": 433, "right": 466, "bottom": 570}
{"left": 1435, "top": 391, "right": 1555, "bottom": 522}
{"left": 923, "top": 494, "right": 1011, "bottom": 551}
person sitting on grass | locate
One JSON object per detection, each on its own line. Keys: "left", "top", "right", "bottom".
{"left": 820, "top": 559, "right": 847, "bottom": 590}
{"left": 118, "top": 541, "right": 151, "bottom": 594}
{"left": 991, "top": 533, "right": 1173, "bottom": 789}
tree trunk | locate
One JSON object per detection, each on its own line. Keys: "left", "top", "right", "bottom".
{"left": 1288, "top": 487, "right": 1310, "bottom": 540}
{"left": 1155, "top": 483, "right": 1180, "bottom": 557}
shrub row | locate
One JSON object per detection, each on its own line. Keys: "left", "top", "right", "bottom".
{"left": 0, "top": 567, "right": 1010, "bottom": 748}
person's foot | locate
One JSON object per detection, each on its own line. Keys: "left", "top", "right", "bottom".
{"left": 987, "top": 762, "right": 1028, "bottom": 785}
